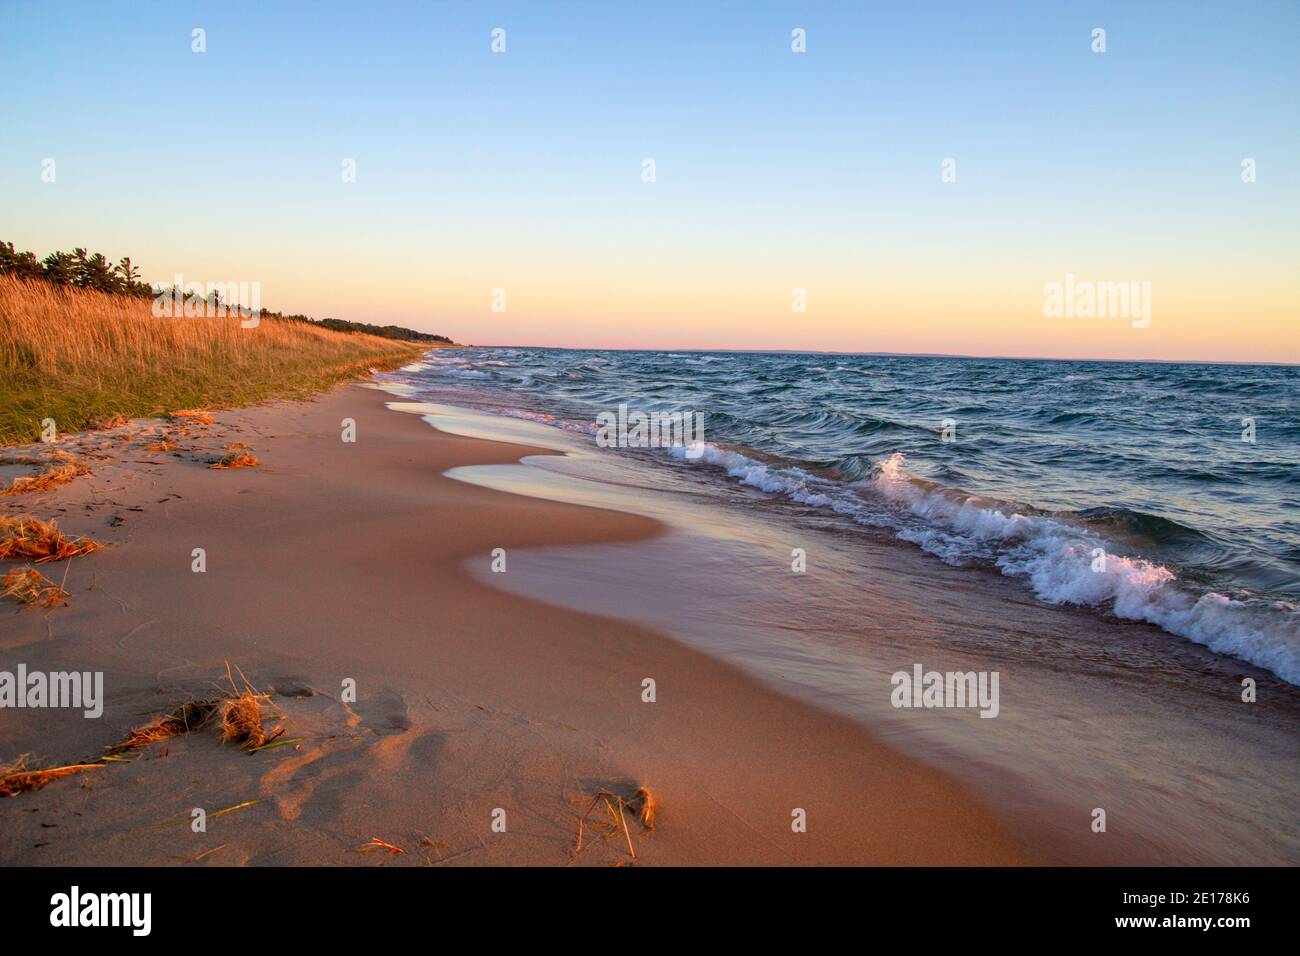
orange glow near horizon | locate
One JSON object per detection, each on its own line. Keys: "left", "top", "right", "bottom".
{"left": 243, "top": 254, "right": 1298, "bottom": 364}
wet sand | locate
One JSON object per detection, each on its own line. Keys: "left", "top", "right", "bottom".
{"left": 0, "top": 383, "right": 1023, "bottom": 866}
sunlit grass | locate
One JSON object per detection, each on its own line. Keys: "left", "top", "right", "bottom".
{"left": 0, "top": 275, "right": 432, "bottom": 444}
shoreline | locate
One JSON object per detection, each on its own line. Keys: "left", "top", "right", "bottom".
{"left": 0, "top": 382, "right": 1026, "bottom": 865}
{"left": 378, "top": 394, "right": 1300, "bottom": 865}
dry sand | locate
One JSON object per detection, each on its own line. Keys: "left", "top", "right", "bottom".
{"left": 0, "top": 383, "right": 1024, "bottom": 865}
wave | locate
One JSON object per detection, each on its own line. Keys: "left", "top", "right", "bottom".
{"left": 1044, "top": 410, "right": 1103, "bottom": 426}
{"left": 668, "top": 444, "right": 1299, "bottom": 684}
{"left": 870, "top": 455, "right": 1300, "bottom": 684}
{"left": 1074, "top": 506, "right": 1214, "bottom": 548}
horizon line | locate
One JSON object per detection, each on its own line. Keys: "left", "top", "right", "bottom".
{"left": 460, "top": 344, "right": 1300, "bottom": 370}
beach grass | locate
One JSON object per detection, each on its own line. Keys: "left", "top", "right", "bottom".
{"left": 0, "top": 755, "right": 105, "bottom": 797}
{"left": 209, "top": 445, "right": 259, "bottom": 470}
{"left": 1, "top": 666, "right": 276, "bottom": 797}
{"left": 1, "top": 566, "right": 70, "bottom": 608}
{"left": 0, "top": 515, "right": 103, "bottom": 563}
{"left": 0, "top": 451, "right": 92, "bottom": 496}
{"left": 0, "top": 275, "right": 433, "bottom": 445}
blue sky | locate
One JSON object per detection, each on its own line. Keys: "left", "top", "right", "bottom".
{"left": 2, "top": 1, "right": 1297, "bottom": 359}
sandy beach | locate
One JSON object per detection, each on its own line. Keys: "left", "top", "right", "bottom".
{"left": 0, "top": 383, "right": 1025, "bottom": 866}
{"left": 5, "top": 7, "right": 1297, "bottom": 937}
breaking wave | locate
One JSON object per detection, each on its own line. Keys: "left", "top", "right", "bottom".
{"left": 670, "top": 445, "right": 1300, "bottom": 684}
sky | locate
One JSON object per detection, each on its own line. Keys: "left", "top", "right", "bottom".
{"left": 2, "top": 1, "right": 1297, "bottom": 362}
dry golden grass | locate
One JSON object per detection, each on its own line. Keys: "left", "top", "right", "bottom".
{"left": 1, "top": 566, "right": 70, "bottom": 608}
{"left": 105, "top": 677, "right": 270, "bottom": 756}
{"left": 209, "top": 445, "right": 258, "bottom": 469}
{"left": 106, "top": 700, "right": 221, "bottom": 755}
{"left": 217, "top": 662, "right": 275, "bottom": 751}
{"left": 0, "top": 452, "right": 92, "bottom": 497}
{"left": 0, "top": 755, "right": 103, "bottom": 797}
{"left": 168, "top": 409, "right": 214, "bottom": 425}
{"left": 359, "top": 837, "right": 406, "bottom": 855}
{"left": 628, "top": 786, "right": 657, "bottom": 830}
{"left": 572, "top": 784, "right": 657, "bottom": 861}
{"left": 1, "top": 664, "right": 278, "bottom": 798}
{"left": 0, "top": 275, "right": 431, "bottom": 444}
{"left": 220, "top": 693, "right": 269, "bottom": 749}
{"left": 0, "top": 515, "right": 103, "bottom": 562}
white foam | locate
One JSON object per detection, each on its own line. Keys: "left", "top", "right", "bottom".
{"left": 874, "top": 453, "right": 1300, "bottom": 683}
{"left": 496, "top": 407, "right": 596, "bottom": 435}
{"left": 675, "top": 446, "right": 1300, "bottom": 684}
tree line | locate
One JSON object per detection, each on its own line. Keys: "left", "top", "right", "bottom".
{"left": 0, "top": 240, "right": 154, "bottom": 298}
{"left": 315, "top": 317, "right": 450, "bottom": 342}
{"left": 0, "top": 241, "right": 452, "bottom": 344}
